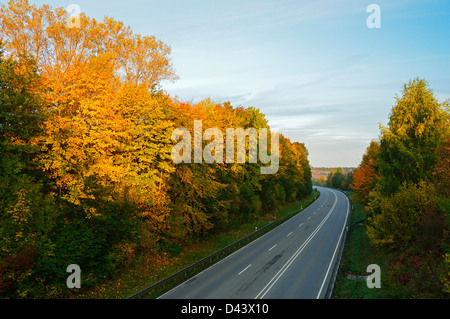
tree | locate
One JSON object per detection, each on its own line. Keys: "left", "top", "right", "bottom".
{"left": 0, "top": 1, "right": 179, "bottom": 295}
{"left": 364, "top": 79, "right": 449, "bottom": 245}
{"left": 351, "top": 141, "right": 380, "bottom": 206}
{"left": 341, "top": 170, "right": 353, "bottom": 191}
{"left": 350, "top": 78, "right": 449, "bottom": 296}
{"left": 325, "top": 167, "right": 348, "bottom": 190}
{"left": 0, "top": 0, "right": 178, "bottom": 221}
{"left": 0, "top": 45, "right": 60, "bottom": 297}
{"left": 331, "top": 167, "right": 345, "bottom": 189}
{"left": 433, "top": 135, "right": 450, "bottom": 199}
{"left": 0, "top": 0, "right": 315, "bottom": 297}
{"left": 377, "top": 78, "right": 449, "bottom": 195}
{"left": 366, "top": 180, "right": 435, "bottom": 249}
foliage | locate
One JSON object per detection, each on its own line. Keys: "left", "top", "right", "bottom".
{"left": 377, "top": 78, "right": 449, "bottom": 195}
{"left": 366, "top": 180, "right": 435, "bottom": 249}
{"left": 0, "top": 1, "right": 312, "bottom": 298}
{"left": 353, "top": 78, "right": 449, "bottom": 297}
{"left": 318, "top": 167, "right": 354, "bottom": 191}
{"left": 350, "top": 141, "right": 380, "bottom": 206}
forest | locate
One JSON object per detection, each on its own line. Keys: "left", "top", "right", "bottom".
{"left": 350, "top": 78, "right": 449, "bottom": 297}
{"left": 0, "top": 0, "right": 312, "bottom": 297}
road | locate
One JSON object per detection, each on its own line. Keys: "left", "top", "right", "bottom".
{"left": 159, "top": 186, "right": 350, "bottom": 299}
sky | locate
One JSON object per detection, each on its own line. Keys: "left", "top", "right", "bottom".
{"left": 30, "top": 0, "right": 450, "bottom": 167}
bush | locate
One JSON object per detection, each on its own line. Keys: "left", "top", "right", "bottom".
{"left": 366, "top": 181, "right": 435, "bottom": 249}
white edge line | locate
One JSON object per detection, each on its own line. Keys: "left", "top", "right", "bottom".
{"left": 255, "top": 191, "right": 338, "bottom": 299}
{"left": 159, "top": 190, "right": 326, "bottom": 299}
{"left": 315, "top": 190, "right": 350, "bottom": 299}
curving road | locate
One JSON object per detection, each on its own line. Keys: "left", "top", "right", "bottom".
{"left": 159, "top": 186, "right": 350, "bottom": 299}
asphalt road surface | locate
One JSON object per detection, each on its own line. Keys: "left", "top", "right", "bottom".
{"left": 159, "top": 186, "right": 350, "bottom": 299}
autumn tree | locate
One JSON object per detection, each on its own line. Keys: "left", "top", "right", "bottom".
{"left": 354, "top": 78, "right": 449, "bottom": 296}
{"left": 0, "top": 0, "right": 314, "bottom": 297}
{"left": 1, "top": 0, "right": 179, "bottom": 295}
{"left": 1, "top": 0, "right": 178, "bottom": 223}
{"left": 351, "top": 140, "right": 380, "bottom": 206}
{"left": 364, "top": 79, "right": 448, "bottom": 245}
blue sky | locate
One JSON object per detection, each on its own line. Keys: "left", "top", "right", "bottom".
{"left": 30, "top": 0, "right": 450, "bottom": 167}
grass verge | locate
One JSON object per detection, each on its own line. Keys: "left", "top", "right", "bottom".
{"left": 332, "top": 192, "right": 401, "bottom": 299}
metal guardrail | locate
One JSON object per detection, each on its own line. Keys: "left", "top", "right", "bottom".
{"left": 127, "top": 191, "right": 320, "bottom": 299}
{"left": 127, "top": 218, "right": 277, "bottom": 299}
{"left": 325, "top": 190, "right": 366, "bottom": 299}
{"left": 324, "top": 192, "right": 351, "bottom": 299}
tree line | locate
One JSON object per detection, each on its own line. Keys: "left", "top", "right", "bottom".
{"left": 0, "top": 0, "right": 312, "bottom": 297}
{"left": 313, "top": 167, "right": 354, "bottom": 191}
{"left": 351, "top": 78, "right": 449, "bottom": 297}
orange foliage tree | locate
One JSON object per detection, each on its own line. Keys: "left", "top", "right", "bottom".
{"left": 0, "top": 0, "right": 313, "bottom": 297}
{"left": 350, "top": 140, "right": 380, "bottom": 207}
{"left": 1, "top": 0, "right": 177, "bottom": 219}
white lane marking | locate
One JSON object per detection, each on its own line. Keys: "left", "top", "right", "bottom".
{"left": 287, "top": 232, "right": 292, "bottom": 237}
{"left": 268, "top": 244, "right": 277, "bottom": 252}
{"left": 238, "top": 264, "right": 252, "bottom": 275}
{"left": 316, "top": 191, "right": 350, "bottom": 299}
{"left": 160, "top": 190, "right": 327, "bottom": 299}
{"left": 298, "top": 223, "right": 303, "bottom": 227}
{"left": 255, "top": 191, "right": 338, "bottom": 299}
{"left": 307, "top": 216, "right": 310, "bottom": 220}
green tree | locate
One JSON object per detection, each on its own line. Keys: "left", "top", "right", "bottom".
{"left": 349, "top": 78, "right": 449, "bottom": 296}
{"left": 326, "top": 167, "right": 346, "bottom": 189}
{"left": 377, "top": 78, "right": 449, "bottom": 195}
{"left": 0, "top": 45, "right": 60, "bottom": 297}
{"left": 331, "top": 167, "right": 345, "bottom": 189}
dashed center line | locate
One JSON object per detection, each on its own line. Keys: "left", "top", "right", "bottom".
{"left": 299, "top": 223, "right": 303, "bottom": 227}
{"left": 268, "top": 244, "right": 277, "bottom": 252}
{"left": 238, "top": 264, "right": 252, "bottom": 275}
{"left": 255, "top": 190, "right": 339, "bottom": 299}
{"left": 287, "top": 232, "right": 292, "bottom": 237}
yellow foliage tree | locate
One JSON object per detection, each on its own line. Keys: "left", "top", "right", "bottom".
{"left": 1, "top": 0, "right": 177, "bottom": 223}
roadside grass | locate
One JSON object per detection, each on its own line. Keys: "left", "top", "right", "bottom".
{"left": 332, "top": 192, "right": 401, "bottom": 299}
{"left": 75, "top": 191, "right": 319, "bottom": 299}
